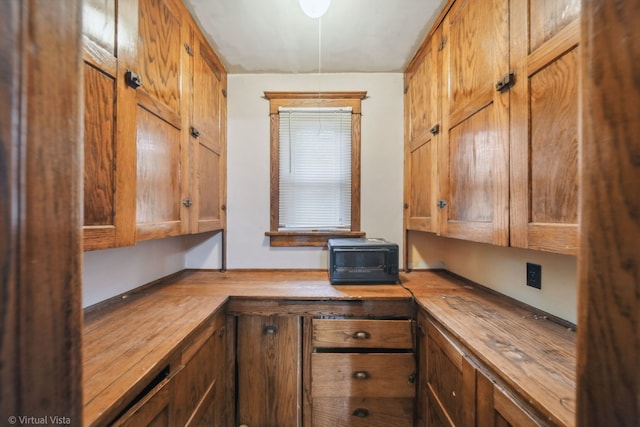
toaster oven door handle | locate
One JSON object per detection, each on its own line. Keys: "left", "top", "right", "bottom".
{"left": 334, "top": 248, "right": 390, "bottom": 253}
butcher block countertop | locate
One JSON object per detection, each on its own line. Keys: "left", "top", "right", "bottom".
{"left": 82, "top": 269, "right": 576, "bottom": 427}
{"left": 401, "top": 271, "right": 577, "bottom": 427}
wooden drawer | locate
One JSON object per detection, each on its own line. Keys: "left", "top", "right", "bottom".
{"left": 312, "top": 353, "right": 415, "bottom": 398}
{"left": 312, "top": 397, "right": 413, "bottom": 427}
{"left": 312, "top": 319, "right": 413, "bottom": 349}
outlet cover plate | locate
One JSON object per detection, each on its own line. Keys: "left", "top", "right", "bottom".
{"left": 526, "top": 263, "right": 542, "bottom": 289}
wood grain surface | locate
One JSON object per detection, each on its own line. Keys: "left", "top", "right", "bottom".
{"left": 82, "top": 0, "right": 138, "bottom": 250}
{"left": 404, "top": 271, "right": 576, "bottom": 426}
{"left": 577, "top": 0, "right": 640, "bottom": 425}
{"left": 1, "top": 0, "right": 83, "bottom": 421}
{"left": 83, "top": 269, "right": 576, "bottom": 427}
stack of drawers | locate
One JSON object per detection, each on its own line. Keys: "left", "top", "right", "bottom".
{"left": 310, "top": 318, "right": 416, "bottom": 426}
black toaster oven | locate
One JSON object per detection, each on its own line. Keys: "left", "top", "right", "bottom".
{"left": 327, "top": 238, "right": 399, "bottom": 284}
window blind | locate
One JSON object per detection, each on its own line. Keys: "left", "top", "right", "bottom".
{"left": 278, "top": 107, "right": 352, "bottom": 231}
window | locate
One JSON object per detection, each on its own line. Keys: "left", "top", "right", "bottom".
{"left": 264, "top": 92, "right": 367, "bottom": 246}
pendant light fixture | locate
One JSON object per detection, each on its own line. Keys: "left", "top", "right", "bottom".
{"left": 299, "top": 0, "right": 331, "bottom": 18}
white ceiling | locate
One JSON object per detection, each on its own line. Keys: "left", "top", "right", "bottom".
{"left": 183, "top": 0, "right": 446, "bottom": 74}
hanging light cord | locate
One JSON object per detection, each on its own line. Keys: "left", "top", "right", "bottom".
{"left": 316, "top": 16, "right": 323, "bottom": 132}
{"left": 318, "top": 17, "right": 322, "bottom": 75}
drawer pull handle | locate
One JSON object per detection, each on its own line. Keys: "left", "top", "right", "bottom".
{"left": 352, "top": 371, "right": 370, "bottom": 380}
{"left": 352, "top": 408, "right": 370, "bottom": 418}
{"left": 352, "top": 330, "right": 370, "bottom": 340}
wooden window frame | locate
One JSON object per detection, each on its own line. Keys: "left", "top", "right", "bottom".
{"left": 264, "top": 91, "right": 367, "bottom": 247}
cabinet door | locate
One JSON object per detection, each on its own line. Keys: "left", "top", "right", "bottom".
{"left": 439, "top": 0, "right": 510, "bottom": 245}
{"left": 425, "top": 318, "right": 476, "bottom": 427}
{"left": 112, "top": 369, "right": 180, "bottom": 427}
{"left": 188, "top": 24, "right": 226, "bottom": 234}
{"left": 237, "top": 315, "right": 302, "bottom": 427}
{"left": 404, "top": 26, "right": 442, "bottom": 234}
{"left": 476, "top": 371, "right": 545, "bottom": 427}
{"left": 135, "top": 0, "right": 188, "bottom": 241}
{"left": 510, "top": 0, "right": 580, "bottom": 255}
{"left": 82, "top": 0, "right": 137, "bottom": 250}
{"left": 173, "top": 312, "right": 225, "bottom": 426}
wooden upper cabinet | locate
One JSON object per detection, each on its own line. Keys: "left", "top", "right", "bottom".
{"left": 188, "top": 22, "right": 227, "bottom": 234}
{"left": 82, "top": 0, "right": 138, "bottom": 250}
{"left": 405, "top": 26, "right": 442, "bottom": 234}
{"left": 404, "top": 0, "right": 580, "bottom": 255}
{"left": 135, "top": 0, "right": 188, "bottom": 241}
{"left": 510, "top": 0, "right": 580, "bottom": 255}
{"left": 439, "top": 0, "right": 510, "bottom": 246}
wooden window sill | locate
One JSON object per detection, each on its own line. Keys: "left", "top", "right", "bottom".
{"left": 265, "top": 231, "right": 365, "bottom": 247}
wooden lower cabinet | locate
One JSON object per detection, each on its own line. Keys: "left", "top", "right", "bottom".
{"left": 236, "top": 315, "right": 302, "bottom": 427}
{"left": 111, "top": 310, "right": 227, "bottom": 427}
{"left": 173, "top": 310, "right": 227, "bottom": 426}
{"left": 417, "top": 310, "right": 548, "bottom": 427}
{"left": 112, "top": 367, "right": 177, "bottom": 427}
{"left": 310, "top": 318, "right": 415, "bottom": 427}
{"left": 476, "top": 371, "right": 545, "bottom": 427}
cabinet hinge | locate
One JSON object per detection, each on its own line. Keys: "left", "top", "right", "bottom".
{"left": 184, "top": 43, "right": 194, "bottom": 56}
{"left": 438, "top": 37, "right": 447, "bottom": 51}
{"left": 222, "top": 89, "right": 227, "bottom": 98}
{"left": 404, "top": 85, "right": 409, "bottom": 94}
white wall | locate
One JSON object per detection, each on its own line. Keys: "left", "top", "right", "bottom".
{"left": 83, "top": 236, "right": 188, "bottom": 307}
{"left": 225, "top": 73, "right": 405, "bottom": 269}
{"left": 83, "top": 233, "right": 224, "bottom": 308}
{"left": 408, "top": 232, "right": 578, "bottom": 324}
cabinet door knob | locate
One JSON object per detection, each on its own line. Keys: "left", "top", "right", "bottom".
{"left": 182, "top": 199, "right": 193, "bottom": 208}
{"left": 429, "top": 123, "right": 440, "bottom": 135}
{"left": 352, "top": 331, "right": 370, "bottom": 340}
{"left": 124, "top": 70, "right": 142, "bottom": 89}
{"left": 351, "top": 408, "right": 370, "bottom": 418}
{"left": 190, "top": 126, "right": 201, "bottom": 138}
{"left": 437, "top": 199, "right": 448, "bottom": 209}
{"left": 352, "top": 371, "right": 370, "bottom": 380}
{"left": 263, "top": 325, "right": 278, "bottom": 335}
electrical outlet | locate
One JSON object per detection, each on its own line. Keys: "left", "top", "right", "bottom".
{"left": 526, "top": 263, "right": 542, "bottom": 289}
